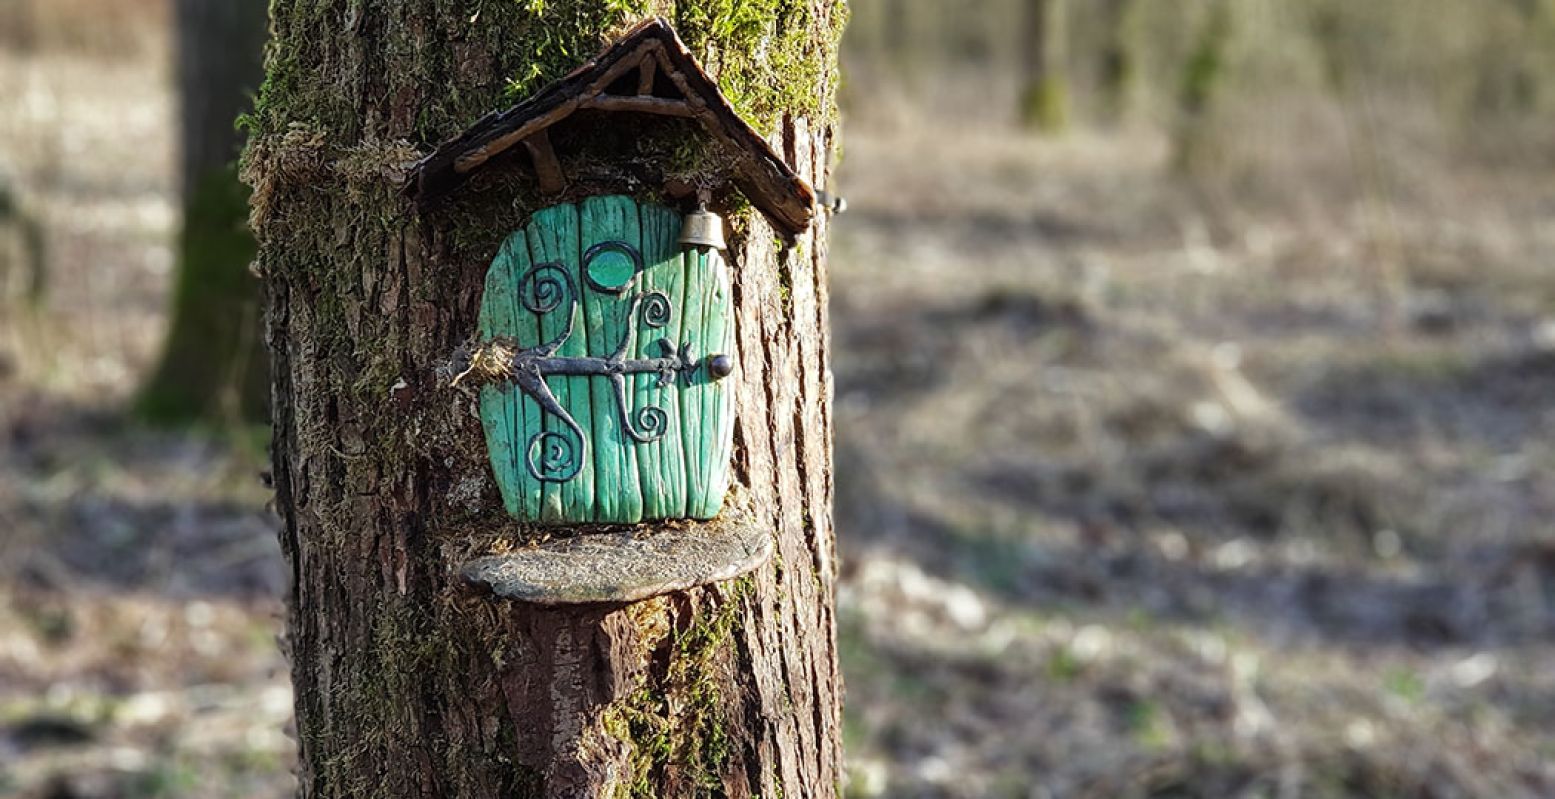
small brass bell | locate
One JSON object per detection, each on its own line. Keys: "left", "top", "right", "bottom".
{"left": 678, "top": 207, "right": 726, "bottom": 251}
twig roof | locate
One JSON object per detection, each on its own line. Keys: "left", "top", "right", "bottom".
{"left": 404, "top": 18, "right": 817, "bottom": 237}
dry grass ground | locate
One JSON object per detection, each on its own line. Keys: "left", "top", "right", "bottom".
{"left": 4, "top": 5, "right": 1555, "bottom": 798}
{"left": 829, "top": 122, "right": 1555, "bottom": 797}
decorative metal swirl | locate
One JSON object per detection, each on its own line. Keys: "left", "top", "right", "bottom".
{"left": 626, "top": 405, "right": 670, "bottom": 443}
{"left": 520, "top": 262, "right": 573, "bottom": 315}
{"left": 526, "top": 427, "right": 583, "bottom": 483}
{"left": 640, "top": 290, "right": 672, "bottom": 329}
{"left": 485, "top": 239, "right": 728, "bottom": 484}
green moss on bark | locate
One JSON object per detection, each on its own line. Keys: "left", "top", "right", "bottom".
{"left": 668, "top": 0, "right": 848, "bottom": 131}
{"left": 248, "top": 1, "right": 845, "bottom": 153}
{"left": 604, "top": 577, "right": 754, "bottom": 797}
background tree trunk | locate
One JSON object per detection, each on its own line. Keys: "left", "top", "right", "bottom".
{"left": 1020, "top": 0, "right": 1070, "bottom": 132}
{"left": 245, "top": 3, "right": 845, "bottom": 797}
{"left": 1172, "top": 0, "right": 1233, "bottom": 173}
{"left": 0, "top": 180, "right": 47, "bottom": 306}
{"left": 1096, "top": 0, "right": 1141, "bottom": 125}
{"left": 137, "top": 0, "right": 268, "bottom": 423}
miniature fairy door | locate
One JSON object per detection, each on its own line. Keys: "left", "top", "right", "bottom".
{"left": 477, "top": 195, "right": 734, "bottom": 524}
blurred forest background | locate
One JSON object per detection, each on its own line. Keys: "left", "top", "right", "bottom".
{"left": 3, "top": 0, "right": 1555, "bottom": 796}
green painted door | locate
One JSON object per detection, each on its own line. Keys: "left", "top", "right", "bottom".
{"left": 477, "top": 195, "right": 734, "bottom": 524}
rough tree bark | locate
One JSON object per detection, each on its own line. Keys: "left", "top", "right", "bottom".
{"left": 138, "top": 0, "right": 269, "bottom": 423}
{"left": 245, "top": 3, "right": 845, "bottom": 797}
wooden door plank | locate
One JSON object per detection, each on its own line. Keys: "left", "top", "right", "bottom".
{"left": 678, "top": 247, "right": 712, "bottom": 515}
{"left": 505, "top": 232, "right": 545, "bottom": 520}
{"left": 635, "top": 202, "right": 689, "bottom": 519}
{"left": 579, "top": 195, "right": 645, "bottom": 523}
{"left": 526, "top": 203, "right": 593, "bottom": 522}
{"left": 694, "top": 248, "right": 734, "bottom": 519}
{"left": 477, "top": 231, "right": 530, "bottom": 517}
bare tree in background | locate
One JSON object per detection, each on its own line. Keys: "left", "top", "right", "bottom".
{"left": 1173, "top": 0, "right": 1233, "bottom": 172}
{"left": 1021, "top": 0, "right": 1070, "bottom": 132}
{"left": 1097, "top": 0, "right": 1142, "bottom": 124}
{"left": 0, "top": 181, "right": 46, "bottom": 306}
{"left": 138, "top": 0, "right": 268, "bottom": 423}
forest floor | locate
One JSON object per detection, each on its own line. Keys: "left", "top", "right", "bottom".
{"left": 5, "top": 24, "right": 1555, "bottom": 799}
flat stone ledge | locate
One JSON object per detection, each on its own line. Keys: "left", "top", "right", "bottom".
{"left": 459, "top": 512, "right": 772, "bottom": 606}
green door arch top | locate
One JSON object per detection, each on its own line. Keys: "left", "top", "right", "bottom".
{"left": 476, "top": 195, "right": 735, "bottom": 525}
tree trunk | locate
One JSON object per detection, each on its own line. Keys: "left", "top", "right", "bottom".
{"left": 1096, "top": 0, "right": 1141, "bottom": 125}
{"left": 1173, "top": 0, "right": 1234, "bottom": 173}
{"left": 137, "top": 0, "right": 269, "bottom": 423}
{"left": 0, "top": 181, "right": 46, "bottom": 307}
{"left": 1020, "top": 0, "right": 1069, "bottom": 132}
{"left": 245, "top": 3, "right": 845, "bottom": 798}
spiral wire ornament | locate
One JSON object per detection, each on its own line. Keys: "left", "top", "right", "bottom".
{"left": 520, "top": 262, "right": 573, "bottom": 315}
{"left": 640, "top": 290, "right": 673, "bottom": 329}
{"left": 525, "top": 426, "right": 584, "bottom": 483}
{"left": 628, "top": 404, "right": 670, "bottom": 443}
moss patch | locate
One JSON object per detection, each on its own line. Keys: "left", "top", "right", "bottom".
{"left": 248, "top": 0, "right": 845, "bottom": 154}
{"left": 667, "top": 0, "right": 849, "bottom": 132}
{"left": 492, "top": 0, "right": 849, "bottom": 135}
{"left": 603, "top": 577, "right": 754, "bottom": 797}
